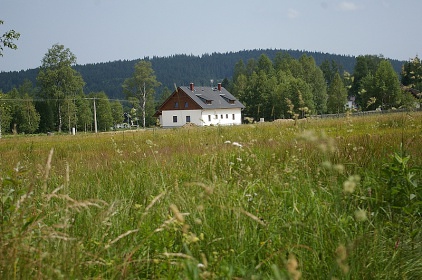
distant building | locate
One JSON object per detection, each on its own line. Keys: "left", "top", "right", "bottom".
{"left": 154, "top": 83, "right": 245, "bottom": 127}
{"left": 346, "top": 96, "right": 357, "bottom": 110}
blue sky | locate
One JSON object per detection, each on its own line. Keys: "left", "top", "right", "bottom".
{"left": 1, "top": 0, "right": 421, "bottom": 72}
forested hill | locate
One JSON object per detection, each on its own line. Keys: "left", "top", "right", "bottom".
{"left": 0, "top": 49, "right": 404, "bottom": 99}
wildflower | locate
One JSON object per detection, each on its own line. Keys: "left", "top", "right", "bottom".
{"left": 232, "top": 142, "right": 242, "bottom": 147}
{"left": 224, "top": 140, "right": 231, "bottom": 144}
{"left": 183, "top": 232, "right": 199, "bottom": 244}
{"left": 322, "top": 161, "right": 332, "bottom": 169}
{"left": 333, "top": 164, "right": 344, "bottom": 174}
{"left": 354, "top": 209, "right": 367, "bottom": 222}
{"left": 335, "top": 244, "right": 349, "bottom": 274}
{"left": 300, "top": 130, "right": 318, "bottom": 142}
{"left": 343, "top": 175, "right": 360, "bottom": 194}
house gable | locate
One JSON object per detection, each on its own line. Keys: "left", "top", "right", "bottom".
{"left": 159, "top": 88, "right": 202, "bottom": 112}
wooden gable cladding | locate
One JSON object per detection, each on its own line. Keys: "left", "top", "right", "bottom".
{"left": 160, "top": 88, "right": 202, "bottom": 111}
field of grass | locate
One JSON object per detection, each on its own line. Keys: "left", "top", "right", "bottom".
{"left": 1, "top": 112, "right": 421, "bottom": 279}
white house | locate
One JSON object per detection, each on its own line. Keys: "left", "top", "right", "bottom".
{"left": 154, "top": 83, "right": 245, "bottom": 127}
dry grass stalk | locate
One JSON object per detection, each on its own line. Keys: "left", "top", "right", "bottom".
{"left": 143, "top": 191, "right": 166, "bottom": 215}
{"left": 42, "top": 148, "right": 54, "bottom": 193}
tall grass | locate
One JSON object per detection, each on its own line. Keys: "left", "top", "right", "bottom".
{"left": 1, "top": 112, "right": 421, "bottom": 279}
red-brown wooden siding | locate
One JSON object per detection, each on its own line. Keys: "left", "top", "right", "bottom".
{"left": 160, "top": 90, "right": 202, "bottom": 111}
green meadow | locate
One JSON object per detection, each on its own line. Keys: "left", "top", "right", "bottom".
{"left": 1, "top": 112, "right": 421, "bottom": 279}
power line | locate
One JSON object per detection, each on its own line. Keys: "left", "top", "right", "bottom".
{"left": 0, "top": 97, "right": 132, "bottom": 103}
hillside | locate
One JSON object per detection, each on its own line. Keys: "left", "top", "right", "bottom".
{"left": 0, "top": 49, "right": 404, "bottom": 99}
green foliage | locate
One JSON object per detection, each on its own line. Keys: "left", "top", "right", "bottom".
{"left": 320, "top": 59, "right": 342, "bottom": 86}
{"left": 0, "top": 93, "right": 13, "bottom": 136}
{"left": 75, "top": 94, "right": 93, "bottom": 132}
{"left": 379, "top": 148, "right": 421, "bottom": 216}
{"left": 122, "top": 61, "right": 161, "bottom": 128}
{"left": 360, "top": 60, "right": 402, "bottom": 110}
{"left": 90, "top": 91, "right": 113, "bottom": 131}
{"left": 327, "top": 73, "right": 348, "bottom": 113}
{"left": 401, "top": 55, "right": 422, "bottom": 92}
{"left": 234, "top": 53, "right": 319, "bottom": 120}
{"left": 110, "top": 101, "right": 124, "bottom": 127}
{"left": 37, "top": 44, "right": 85, "bottom": 132}
{"left": 0, "top": 20, "right": 20, "bottom": 57}
{"left": 11, "top": 93, "right": 40, "bottom": 134}
{"left": 350, "top": 55, "right": 382, "bottom": 108}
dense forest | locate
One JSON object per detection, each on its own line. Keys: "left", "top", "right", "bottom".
{"left": 0, "top": 48, "right": 404, "bottom": 100}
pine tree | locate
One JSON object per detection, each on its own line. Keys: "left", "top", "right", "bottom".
{"left": 327, "top": 73, "right": 348, "bottom": 114}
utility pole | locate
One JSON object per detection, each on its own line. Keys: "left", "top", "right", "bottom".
{"left": 142, "top": 82, "right": 146, "bottom": 129}
{"left": 93, "top": 97, "right": 98, "bottom": 133}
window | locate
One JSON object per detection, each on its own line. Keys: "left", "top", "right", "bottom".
{"left": 186, "top": 116, "right": 191, "bottom": 122}
{"left": 184, "top": 102, "right": 188, "bottom": 108}
{"left": 221, "top": 114, "right": 223, "bottom": 119}
{"left": 226, "top": 114, "right": 229, "bottom": 119}
{"left": 232, "top": 114, "right": 235, "bottom": 120}
{"left": 208, "top": 115, "right": 211, "bottom": 122}
{"left": 173, "top": 116, "right": 177, "bottom": 123}
{"left": 174, "top": 102, "right": 179, "bottom": 108}
{"left": 215, "top": 115, "right": 218, "bottom": 119}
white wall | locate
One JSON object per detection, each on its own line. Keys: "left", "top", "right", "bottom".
{"left": 160, "top": 108, "right": 242, "bottom": 127}
{"left": 161, "top": 110, "right": 203, "bottom": 127}
{"left": 200, "top": 108, "right": 242, "bottom": 126}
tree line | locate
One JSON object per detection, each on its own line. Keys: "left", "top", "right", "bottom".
{"left": 227, "top": 53, "right": 420, "bottom": 121}
{"left": 0, "top": 44, "right": 136, "bottom": 135}
{"left": 0, "top": 49, "right": 404, "bottom": 100}
{"left": 0, "top": 42, "right": 421, "bottom": 135}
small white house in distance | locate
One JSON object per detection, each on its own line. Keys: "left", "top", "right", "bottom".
{"left": 154, "top": 83, "right": 245, "bottom": 127}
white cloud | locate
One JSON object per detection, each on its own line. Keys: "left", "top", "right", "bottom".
{"left": 288, "top": 8, "right": 299, "bottom": 19}
{"left": 338, "top": 1, "right": 359, "bottom": 11}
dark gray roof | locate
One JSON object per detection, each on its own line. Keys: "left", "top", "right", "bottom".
{"left": 180, "top": 86, "right": 245, "bottom": 109}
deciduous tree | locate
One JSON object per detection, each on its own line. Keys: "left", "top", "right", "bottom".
{"left": 360, "top": 60, "right": 402, "bottom": 110}
{"left": 7, "top": 86, "right": 40, "bottom": 134}
{"left": 0, "top": 92, "right": 12, "bottom": 137}
{"left": 37, "top": 44, "right": 85, "bottom": 132}
{"left": 350, "top": 55, "right": 382, "bottom": 109}
{"left": 110, "top": 101, "right": 124, "bottom": 128}
{"left": 373, "top": 60, "right": 402, "bottom": 109}
{"left": 0, "top": 20, "right": 20, "bottom": 57}
{"left": 89, "top": 92, "right": 112, "bottom": 131}
{"left": 401, "top": 55, "right": 422, "bottom": 92}
{"left": 327, "top": 73, "right": 348, "bottom": 114}
{"left": 122, "top": 61, "right": 160, "bottom": 128}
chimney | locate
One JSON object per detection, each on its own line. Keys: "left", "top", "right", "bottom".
{"left": 190, "top": 83, "right": 194, "bottom": 91}
{"left": 217, "top": 83, "right": 222, "bottom": 91}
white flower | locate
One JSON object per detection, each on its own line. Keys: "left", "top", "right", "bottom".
{"left": 343, "top": 175, "right": 361, "bottom": 194}
{"left": 354, "top": 209, "right": 367, "bottom": 222}
{"left": 232, "top": 142, "right": 242, "bottom": 147}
